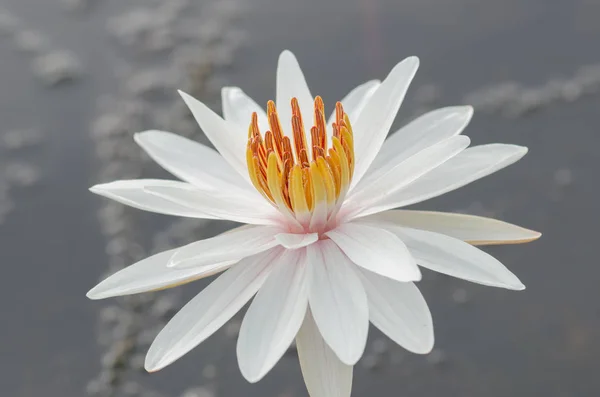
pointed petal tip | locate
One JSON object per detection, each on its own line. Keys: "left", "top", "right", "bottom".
{"left": 340, "top": 337, "right": 368, "bottom": 365}
{"left": 280, "top": 49, "right": 295, "bottom": 59}
{"left": 144, "top": 359, "right": 162, "bottom": 373}
{"left": 86, "top": 281, "right": 117, "bottom": 300}
{"left": 406, "top": 55, "right": 420, "bottom": 66}
{"left": 238, "top": 366, "right": 265, "bottom": 384}
{"left": 221, "top": 86, "right": 242, "bottom": 97}
{"left": 439, "top": 104, "right": 474, "bottom": 118}
{"left": 411, "top": 268, "right": 423, "bottom": 282}
{"left": 144, "top": 350, "right": 174, "bottom": 373}
{"left": 512, "top": 280, "right": 526, "bottom": 291}
{"left": 497, "top": 275, "right": 525, "bottom": 291}
{"left": 85, "top": 287, "right": 103, "bottom": 300}
{"left": 413, "top": 335, "right": 435, "bottom": 355}
{"left": 89, "top": 183, "right": 111, "bottom": 195}
{"left": 467, "top": 229, "right": 542, "bottom": 246}
{"left": 178, "top": 89, "right": 196, "bottom": 105}
{"left": 458, "top": 134, "right": 471, "bottom": 146}
{"left": 420, "top": 346, "right": 434, "bottom": 355}
{"left": 462, "top": 105, "right": 474, "bottom": 119}
{"left": 278, "top": 50, "right": 301, "bottom": 74}
{"left": 390, "top": 56, "right": 420, "bottom": 76}
{"left": 132, "top": 131, "right": 143, "bottom": 144}
{"left": 132, "top": 129, "right": 167, "bottom": 148}
{"left": 133, "top": 129, "right": 159, "bottom": 142}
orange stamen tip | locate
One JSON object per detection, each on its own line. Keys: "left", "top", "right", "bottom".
{"left": 245, "top": 96, "right": 355, "bottom": 223}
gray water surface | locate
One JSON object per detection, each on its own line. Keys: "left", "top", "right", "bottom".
{"left": 0, "top": 0, "right": 598, "bottom": 396}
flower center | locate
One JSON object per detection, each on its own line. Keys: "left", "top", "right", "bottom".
{"left": 246, "top": 97, "right": 355, "bottom": 233}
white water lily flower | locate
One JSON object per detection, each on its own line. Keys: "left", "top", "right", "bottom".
{"left": 88, "top": 50, "right": 540, "bottom": 396}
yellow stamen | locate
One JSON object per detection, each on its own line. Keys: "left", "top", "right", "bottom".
{"left": 246, "top": 97, "right": 355, "bottom": 229}
{"left": 289, "top": 164, "right": 309, "bottom": 214}
{"left": 317, "top": 156, "right": 335, "bottom": 205}
{"left": 309, "top": 161, "right": 326, "bottom": 207}
{"left": 332, "top": 136, "right": 350, "bottom": 195}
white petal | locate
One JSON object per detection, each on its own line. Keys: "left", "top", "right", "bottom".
{"left": 385, "top": 226, "right": 525, "bottom": 290}
{"left": 145, "top": 248, "right": 282, "bottom": 372}
{"left": 169, "top": 225, "right": 280, "bottom": 268}
{"left": 328, "top": 80, "right": 380, "bottom": 126}
{"left": 179, "top": 90, "right": 248, "bottom": 178}
{"left": 368, "top": 144, "right": 528, "bottom": 212}
{"left": 134, "top": 130, "right": 246, "bottom": 191}
{"left": 89, "top": 179, "right": 216, "bottom": 218}
{"left": 143, "top": 183, "right": 282, "bottom": 225}
{"left": 366, "top": 106, "right": 473, "bottom": 177}
{"left": 276, "top": 50, "right": 313, "bottom": 137}
{"left": 87, "top": 249, "right": 235, "bottom": 300}
{"left": 275, "top": 232, "right": 319, "bottom": 249}
{"left": 307, "top": 240, "right": 369, "bottom": 365}
{"left": 221, "top": 87, "right": 269, "bottom": 131}
{"left": 357, "top": 268, "right": 433, "bottom": 354}
{"left": 237, "top": 249, "right": 308, "bottom": 382}
{"left": 362, "top": 210, "right": 541, "bottom": 245}
{"left": 325, "top": 223, "right": 421, "bottom": 282}
{"left": 347, "top": 136, "right": 470, "bottom": 217}
{"left": 296, "top": 310, "right": 353, "bottom": 397}
{"left": 351, "top": 57, "right": 419, "bottom": 187}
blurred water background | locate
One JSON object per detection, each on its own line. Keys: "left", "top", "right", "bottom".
{"left": 0, "top": 0, "right": 598, "bottom": 396}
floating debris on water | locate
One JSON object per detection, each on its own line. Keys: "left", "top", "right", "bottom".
{"left": 224, "top": 318, "right": 241, "bottom": 339}
{"left": 125, "top": 68, "right": 178, "bottom": 97}
{"left": 99, "top": 305, "right": 123, "bottom": 325}
{"left": 121, "top": 381, "right": 142, "bottom": 396}
{"left": 452, "top": 288, "right": 469, "bottom": 305}
{"left": 31, "top": 50, "right": 83, "bottom": 86}
{"left": 91, "top": 113, "right": 129, "bottom": 139}
{"left": 129, "top": 353, "right": 145, "bottom": 372}
{"left": 463, "top": 82, "right": 521, "bottom": 114}
{"left": 210, "top": 0, "right": 247, "bottom": 22}
{"left": 13, "top": 29, "right": 47, "bottom": 54}
{"left": 390, "top": 350, "right": 406, "bottom": 366}
{"left": 86, "top": 1, "right": 250, "bottom": 395}
{"left": 60, "top": 0, "right": 98, "bottom": 13}
{"left": 13, "top": 29, "right": 49, "bottom": 54}
{"left": 151, "top": 295, "right": 179, "bottom": 318}
{"left": 202, "top": 363, "right": 217, "bottom": 380}
{"left": 0, "top": 128, "right": 44, "bottom": 150}
{"left": 3, "top": 162, "right": 41, "bottom": 187}
{"left": 0, "top": 179, "right": 14, "bottom": 224}
{"left": 464, "top": 63, "right": 600, "bottom": 117}
{"left": 181, "top": 386, "right": 215, "bottom": 397}
{"left": 106, "top": 6, "right": 181, "bottom": 53}
{"left": 371, "top": 337, "right": 390, "bottom": 355}
{"left": 554, "top": 168, "right": 573, "bottom": 187}
{"left": 414, "top": 83, "right": 442, "bottom": 105}
{"left": 426, "top": 348, "right": 448, "bottom": 366}
{"left": 361, "top": 353, "right": 383, "bottom": 371}
{"left": 455, "top": 201, "right": 498, "bottom": 218}
{"left": 0, "top": 8, "right": 19, "bottom": 36}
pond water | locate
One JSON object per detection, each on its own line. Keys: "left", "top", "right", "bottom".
{"left": 0, "top": 0, "right": 598, "bottom": 396}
